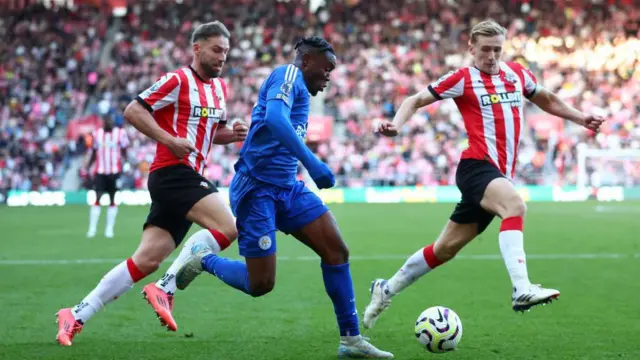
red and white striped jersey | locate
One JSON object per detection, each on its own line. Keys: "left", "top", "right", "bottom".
{"left": 92, "top": 127, "right": 129, "bottom": 175}
{"left": 428, "top": 61, "right": 539, "bottom": 179}
{"left": 135, "top": 66, "right": 228, "bottom": 175}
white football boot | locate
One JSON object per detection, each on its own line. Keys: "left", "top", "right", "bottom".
{"left": 512, "top": 284, "right": 560, "bottom": 312}
{"left": 175, "top": 234, "right": 217, "bottom": 290}
{"left": 362, "top": 279, "right": 392, "bottom": 329}
{"left": 338, "top": 335, "right": 394, "bottom": 358}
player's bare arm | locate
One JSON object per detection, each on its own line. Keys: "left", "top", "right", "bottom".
{"left": 530, "top": 87, "right": 604, "bottom": 132}
{"left": 378, "top": 87, "right": 438, "bottom": 137}
{"left": 213, "top": 120, "right": 249, "bottom": 144}
{"left": 84, "top": 148, "right": 96, "bottom": 172}
{"left": 123, "top": 101, "right": 196, "bottom": 158}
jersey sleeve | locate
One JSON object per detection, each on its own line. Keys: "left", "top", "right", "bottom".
{"left": 519, "top": 65, "right": 540, "bottom": 98}
{"left": 136, "top": 72, "right": 181, "bottom": 113}
{"left": 427, "top": 69, "right": 466, "bottom": 100}
{"left": 266, "top": 65, "right": 298, "bottom": 108}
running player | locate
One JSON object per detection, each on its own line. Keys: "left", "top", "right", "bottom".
{"left": 55, "top": 21, "right": 248, "bottom": 346}
{"left": 173, "top": 36, "right": 393, "bottom": 358}
{"left": 362, "top": 20, "right": 604, "bottom": 329}
{"left": 84, "top": 116, "right": 129, "bottom": 238}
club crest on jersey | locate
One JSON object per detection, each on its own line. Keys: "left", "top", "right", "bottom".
{"left": 193, "top": 106, "right": 224, "bottom": 118}
{"left": 214, "top": 86, "right": 224, "bottom": 102}
{"left": 280, "top": 81, "right": 293, "bottom": 96}
{"left": 504, "top": 73, "right": 518, "bottom": 83}
{"left": 481, "top": 91, "right": 522, "bottom": 107}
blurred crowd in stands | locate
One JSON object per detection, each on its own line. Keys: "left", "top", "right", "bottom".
{"left": 1, "top": 0, "right": 638, "bottom": 193}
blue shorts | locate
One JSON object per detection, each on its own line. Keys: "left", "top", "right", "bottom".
{"left": 229, "top": 172, "right": 329, "bottom": 258}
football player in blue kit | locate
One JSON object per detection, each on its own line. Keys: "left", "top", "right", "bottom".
{"left": 175, "top": 36, "right": 393, "bottom": 358}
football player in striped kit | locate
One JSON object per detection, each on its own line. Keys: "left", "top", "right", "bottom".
{"left": 363, "top": 20, "right": 604, "bottom": 329}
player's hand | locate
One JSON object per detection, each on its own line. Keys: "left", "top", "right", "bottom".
{"left": 376, "top": 120, "right": 399, "bottom": 137}
{"left": 79, "top": 168, "right": 88, "bottom": 179}
{"left": 233, "top": 121, "right": 249, "bottom": 142}
{"left": 582, "top": 114, "right": 605, "bottom": 133}
{"left": 167, "top": 137, "right": 197, "bottom": 159}
{"left": 309, "top": 162, "right": 335, "bottom": 189}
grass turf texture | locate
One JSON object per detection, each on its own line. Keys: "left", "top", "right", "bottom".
{"left": 1, "top": 202, "right": 639, "bottom": 359}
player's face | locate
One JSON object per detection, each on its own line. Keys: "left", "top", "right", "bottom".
{"left": 470, "top": 35, "right": 505, "bottom": 75}
{"left": 195, "top": 35, "right": 230, "bottom": 78}
{"left": 303, "top": 52, "right": 337, "bottom": 96}
{"left": 104, "top": 118, "right": 115, "bottom": 130}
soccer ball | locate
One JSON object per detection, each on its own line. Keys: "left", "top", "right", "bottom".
{"left": 414, "top": 306, "right": 463, "bottom": 353}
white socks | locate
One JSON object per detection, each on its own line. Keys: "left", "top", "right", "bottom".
{"left": 88, "top": 205, "right": 118, "bottom": 237}
{"left": 386, "top": 244, "right": 441, "bottom": 296}
{"left": 155, "top": 229, "right": 221, "bottom": 295}
{"left": 71, "top": 260, "right": 135, "bottom": 323}
{"left": 106, "top": 206, "right": 118, "bottom": 236}
{"left": 499, "top": 217, "right": 531, "bottom": 291}
{"left": 88, "top": 205, "right": 101, "bottom": 236}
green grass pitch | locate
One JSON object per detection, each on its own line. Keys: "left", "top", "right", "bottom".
{"left": 1, "top": 202, "right": 639, "bottom": 359}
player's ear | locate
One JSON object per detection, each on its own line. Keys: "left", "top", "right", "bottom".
{"left": 192, "top": 42, "right": 200, "bottom": 56}
{"left": 302, "top": 53, "right": 313, "bottom": 70}
{"left": 468, "top": 40, "right": 474, "bottom": 56}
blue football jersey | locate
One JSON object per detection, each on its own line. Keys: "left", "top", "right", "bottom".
{"left": 234, "top": 64, "right": 310, "bottom": 187}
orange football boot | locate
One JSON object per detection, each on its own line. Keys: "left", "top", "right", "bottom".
{"left": 141, "top": 283, "right": 177, "bottom": 331}
{"left": 56, "top": 308, "right": 83, "bottom": 346}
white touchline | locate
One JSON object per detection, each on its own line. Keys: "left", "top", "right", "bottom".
{"left": 0, "top": 253, "right": 637, "bottom": 265}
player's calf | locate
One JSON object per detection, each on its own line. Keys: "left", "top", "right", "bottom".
{"left": 246, "top": 256, "right": 277, "bottom": 297}
{"left": 247, "top": 277, "right": 274, "bottom": 297}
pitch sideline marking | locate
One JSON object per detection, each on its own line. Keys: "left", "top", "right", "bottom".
{"left": 0, "top": 253, "right": 638, "bottom": 265}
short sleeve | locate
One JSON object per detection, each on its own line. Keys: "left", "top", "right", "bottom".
{"left": 520, "top": 66, "right": 540, "bottom": 98}
{"left": 266, "top": 65, "right": 299, "bottom": 108}
{"left": 427, "top": 69, "right": 466, "bottom": 100}
{"left": 136, "top": 73, "right": 181, "bottom": 112}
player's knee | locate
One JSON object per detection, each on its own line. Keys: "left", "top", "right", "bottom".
{"left": 221, "top": 227, "right": 238, "bottom": 242}
{"left": 504, "top": 196, "right": 526, "bottom": 218}
{"left": 321, "top": 242, "right": 350, "bottom": 265}
{"left": 249, "top": 278, "right": 275, "bottom": 297}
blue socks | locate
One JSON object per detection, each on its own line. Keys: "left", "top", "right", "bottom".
{"left": 321, "top": 262, "right": 360, "bottom": 337}
{"left": 201, "top": 254, "right": 251, "bottom": 295}
{"left": 201, "top": 255, "right": 361, "bottom": 337}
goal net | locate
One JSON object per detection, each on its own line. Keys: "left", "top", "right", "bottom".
{"left": 576, "top": 144, "right": 640, "bottom": 190}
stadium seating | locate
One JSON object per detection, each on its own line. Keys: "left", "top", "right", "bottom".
{"left": 1, "top": 0, "right": 638, "bottom": 191}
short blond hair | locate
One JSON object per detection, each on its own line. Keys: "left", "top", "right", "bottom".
{"left": 470, "top": 20, "right": 507, "bottom": 44}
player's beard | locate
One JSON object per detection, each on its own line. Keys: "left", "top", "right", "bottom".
{"left": 201, "top": 61, "right": 221, "bottom": 79}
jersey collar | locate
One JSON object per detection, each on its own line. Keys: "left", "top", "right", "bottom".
{"left": 189, "top": 65, "right": 211, "bottom": 84}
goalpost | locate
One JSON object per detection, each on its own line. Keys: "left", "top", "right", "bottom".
{"left": 576, "top": 143, "right": 640, "bottom": 190}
